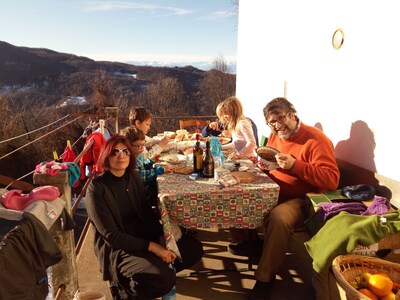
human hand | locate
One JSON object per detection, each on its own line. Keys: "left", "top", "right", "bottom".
{"left": 163, "top": 164, "right": 174, "bottom": 173}
{"left": 159, "top": 136, "right": 171, "bottom": 147}
{"left": 275, "top": 153, "right": 296, "bottom": 170}
{"left": 209, "top": 122, "right": 219, "bottom": 130}
{"left": 227, "top": 152, "right": 241, "bottom": 161}
{"left": 148, "top": 242, "right": 177, "bottom": 264}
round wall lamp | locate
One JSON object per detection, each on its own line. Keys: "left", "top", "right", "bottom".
{"left": 332, "top": 28, "right": 344, "bottom": 50}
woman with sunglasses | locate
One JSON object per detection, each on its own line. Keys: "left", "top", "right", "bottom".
{"left": 85, "top": 135, "right": 203, "bottom": 299}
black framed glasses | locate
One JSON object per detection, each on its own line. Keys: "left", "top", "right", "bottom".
{"left": 266, "top": 112, "right": 290, "bottom": 127}
{"left": 110, "top": 148, "right": 130, "bottom": 157}
{"left": 131, "top": 143, "right": 145, "bottom": 149}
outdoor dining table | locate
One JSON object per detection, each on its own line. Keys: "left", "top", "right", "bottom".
{"left": 156, "top": 160, "right": 280, "bottom": 270}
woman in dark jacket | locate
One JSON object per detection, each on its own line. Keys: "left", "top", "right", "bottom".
{"left": 85, "top": 135, "right": 203, "bottom": 299}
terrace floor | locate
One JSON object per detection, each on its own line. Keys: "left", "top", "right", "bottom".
{"left": 76, "top": 223, "right": 322, "bottom": 299}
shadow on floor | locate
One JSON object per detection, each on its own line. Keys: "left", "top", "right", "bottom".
{"left": 175, "top": 228, "right": 315, "bottom": 300}
{"left": 76, "top": 223, "right": 316, "bottom": 300}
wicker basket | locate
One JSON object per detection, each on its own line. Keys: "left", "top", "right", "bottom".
{"left": 332, "top": 254, "right": 400, "bottom": 300}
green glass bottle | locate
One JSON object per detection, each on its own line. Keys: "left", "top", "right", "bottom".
{"left": 193, "top": 134, "right": 204, "bottom": 174}
{"left": 202, "top": 140, "right": 214, "bottom": 178}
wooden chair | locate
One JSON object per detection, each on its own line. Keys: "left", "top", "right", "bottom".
{"left": 179, "top": 119, "right": 209, "bottom": 133}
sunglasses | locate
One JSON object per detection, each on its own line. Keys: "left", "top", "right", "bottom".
{"left": 110, "top": 148, "right": 130, "bottom": 157}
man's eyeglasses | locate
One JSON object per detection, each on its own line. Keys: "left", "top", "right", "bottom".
{"left": 266, "top": 112, "right": 290, "bottom": 127}
{"left": 110, "top": 148, "right": 130, "bottom": 157}
{"left": 131, "top": 143, "right": 145, "bottom": 149}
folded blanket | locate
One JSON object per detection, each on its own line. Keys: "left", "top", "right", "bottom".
{"left": 304, "top": 211, "right": 400, "bottom": 273}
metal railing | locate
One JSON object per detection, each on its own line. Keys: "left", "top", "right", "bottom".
{"left": 1, "top": 113, "right": 219, "bottom": 299}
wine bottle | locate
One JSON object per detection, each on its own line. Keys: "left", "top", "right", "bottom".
{"left": 193, "top": 134, "right": 204, "bottom": 174}
{"left": 202, "top": 140, "right": 214, "bottom": 178}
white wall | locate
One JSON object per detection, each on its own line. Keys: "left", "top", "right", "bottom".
{"left": 236, "top": 0, "right": 399, "bottom": 202}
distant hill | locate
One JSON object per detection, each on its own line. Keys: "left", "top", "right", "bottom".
{"left": 0, "top": 41, "right": 236, "bottom": 182}
{"left": 0, "top": 40, "right": 216, "bottom": 108}
{"left": 124, "top": 60, "right": 237, "bottom": 73}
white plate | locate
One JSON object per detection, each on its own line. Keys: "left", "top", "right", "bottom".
{"left": 159, "top": 153, "right": 186, "bottom": 164}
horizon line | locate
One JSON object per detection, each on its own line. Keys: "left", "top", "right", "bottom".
{"left": 78, "top": 52, "right": 237, "bottom": 64}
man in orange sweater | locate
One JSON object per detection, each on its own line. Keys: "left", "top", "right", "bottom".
{"left": 245, "top": 97, "right": 340, "bottom": 299}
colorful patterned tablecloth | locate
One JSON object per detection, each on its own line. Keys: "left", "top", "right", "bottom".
{"left": 157, "top": 166, "right": 280, "bottom": 258}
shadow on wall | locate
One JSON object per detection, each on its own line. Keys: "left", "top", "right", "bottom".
{"left": 314, "top": 122, "right": 323, "bottom": 131}
{"left": 334, "top": 120, "right": 380, "bottom": 188}
{"left": 334, "top": 120, "right": 376, "bottom": 172}
{"left": 314, "top": 120, "right": 392, "bottom": 199}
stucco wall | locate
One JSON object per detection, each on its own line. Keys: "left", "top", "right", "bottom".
{"left": 236, "top": 0, "right": 399, "bottom": 206}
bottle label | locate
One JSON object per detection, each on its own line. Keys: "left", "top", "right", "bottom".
{"left": 193, "top": 154, "right": 203, "bottom": 172}
{"left": 202, "top": 162, "right": 214, "bottom": 178}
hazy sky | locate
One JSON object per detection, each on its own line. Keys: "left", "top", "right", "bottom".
{"left": 0, "top": 0, "right": 238, "bottom": 64}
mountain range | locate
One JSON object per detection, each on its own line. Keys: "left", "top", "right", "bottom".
{"left": 0, "top": 40, "right": 210, "bottom": 107}
{"left": 124, "top": 60, "right": 236, "bottom": 73}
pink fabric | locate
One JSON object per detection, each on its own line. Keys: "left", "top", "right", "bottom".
{"left": 35, "top": 161, "right": 68, "bottom": 176}
{"left": 0, "top": 185, "right": 60, "bottom": 211}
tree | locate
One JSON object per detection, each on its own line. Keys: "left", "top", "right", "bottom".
{"left": 136, "top": 77, "right": 191, "bottom": 134}
{"left": 231, "top": 0, "right": 239, "bottom": 30}
{"left": 199, "top": 69, "right": 236, "bottom": 113}
{"left": 212, "top": 55, "right": 229, "bottom": 73}
{"left": 90, "top": 71, "right": 112, "bottom": 113}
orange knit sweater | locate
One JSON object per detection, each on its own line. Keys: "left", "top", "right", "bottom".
{"left": 268, "top": 122, "right": 340, "bottom": 200}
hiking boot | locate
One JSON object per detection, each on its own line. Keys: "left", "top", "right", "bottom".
{"left": 248, "top": 279, "right": 275, "bottom": 300}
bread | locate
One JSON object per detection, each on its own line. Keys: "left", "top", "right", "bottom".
{"left": 163, "top": 131, "right": 176, "bottom": 139}
{"left": 174, "top": 133, "right": 188, "bottom": 142}
{"left": 173, "top": 165, "right": 193, "bottom": 175}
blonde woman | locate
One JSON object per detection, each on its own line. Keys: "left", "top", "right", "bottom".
{"left": 217, "top": 96, "right": 257, "bottom": 160}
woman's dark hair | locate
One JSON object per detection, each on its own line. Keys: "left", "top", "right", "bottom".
{"left": 128, "top": 106, "right": 152, "bottom": 125}
{"left": 96, "top": 135, "right": 136, "bottom": 174}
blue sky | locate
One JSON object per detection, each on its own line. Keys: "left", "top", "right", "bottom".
{"left": 0, "top": 0, "right": 238, "bottom": 65}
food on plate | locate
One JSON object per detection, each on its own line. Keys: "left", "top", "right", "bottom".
{"left": 159, "top": 154, "right": 186, "bottom": 164}
{"left": 173, "top": 165, "right": 193, "bottom": 175}
{"left": 176, "top": 140, "right": 204, "bottom": 151}
{"left": 176, "top": 129, "right": 188, "bottom": 136}
{"left": 256, "top": 146, "right": 279, "bottom": 163}
{"left": 163, "top": 131, "right": 176, "bottom": 138}
{"left": 174, "top": 131, "right": 189, "bottom": 142}
{"left": 230, "top": 171, "right": 255, "bottom": 183}
{"left": 256, "top": 146, "right": 280, "bottom": 170}
{"left": 174, "top": 134, "right": 187, "bottom": 142}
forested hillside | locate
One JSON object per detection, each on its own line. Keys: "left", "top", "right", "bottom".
{"left": 0, "top": 41, "right": 236, "bottom": 182}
